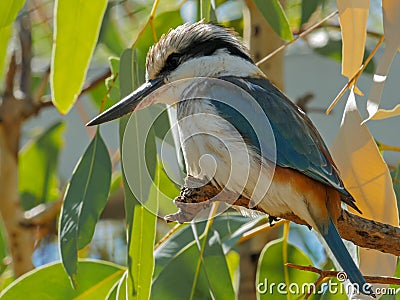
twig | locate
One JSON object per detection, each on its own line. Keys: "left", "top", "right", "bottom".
{"left": 377, "top": 141, "right": 400, "bottom": 153}
{"left": 154, "top": 223, "right": 184, "bottom": 251}
{"left": 286, "top": 263, "right": 400, "bottom": 286}
{"left": 99, "top": 72, "right": 119, "bottom": 113}
{"left": 17, "top": 11, "right": 32, "bottom": 98}
{"left": 326, "top": 36, "right": 384, "bottom": 114}
{"left": 80, "top": 69, "right": 112, "bottom": 94}
{"left": 190, "top": 202, "right": 219, "bottom": 300}
{"left": 167, "top": 177, "right": 400, "bottom": 257}
{"left": 149, "top": 0, "right": 159, "bottom": 42}
{"left": 131, "top": 0, "right": 160, "bottom": 48}
{"left": 238, "top": 219, "right": 288, "bottom": 244}
{"left": 256, "top": 10, "right": 338, "bottom": 66}
{"left": 4, "top": 52, "right": 16, "bottom": 97}
{"left": 27, "top": 68, "right": 112, "bottom": 118}
{"left": 33, "top": 66, "right": 50, "bottom": 105}
{"left": 19, "top": 199, "right": 63, "bottom": 228}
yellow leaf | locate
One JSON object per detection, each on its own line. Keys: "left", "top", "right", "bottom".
{"left": 371, "top": 103, "right": 400, "bottom": 120}
{"left": 336, "top": 0, "right": 369, "bottom": 83}
{"left": 365, "top": 0, "right": 400, "bottom": 121}
{"left": 331, "top": 90, "right": 398, "bottom": 296}
{"left": 0, "top": 25, "right": 12, "bottom": 82}
{"left": 51, "top": 0, "right": 108, "bottom": 114}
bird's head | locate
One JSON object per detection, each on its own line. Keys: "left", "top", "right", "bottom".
{"left": 87, "top": 21, "right": 262, "bottom": 126}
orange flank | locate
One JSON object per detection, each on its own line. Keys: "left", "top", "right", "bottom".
{"left": 272, "top": 166, "right": 342, "bottom": 226}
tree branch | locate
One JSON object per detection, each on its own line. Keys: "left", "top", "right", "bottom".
{"left": 17, "top": 11, "right": 32, "bottom": 98}
{"left": 165, "top": 176, "right": 400, "bottom": 257}
{"left": 4, "top": 52, "right": 16, "bottom": 97}
{"left": 286, "top": 263, "right": 400, "bottom": 299}
{"left": 22, "top": 67, "right": 112, "bottom": 120}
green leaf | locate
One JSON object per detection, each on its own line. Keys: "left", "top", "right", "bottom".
{"left": 0, "top": 219, "right": 8, "bottom": 276}
{"left": 225, "top": 250, "right": 240, "bottom": 292}
{"left": 253, "top": 0, "right": 293, "bottom": 41}
{"left": 0, "top": 0, "right": 25, "bottom": 29}
{"left": 98, "top": 6, "right": 125, "bottom": 56}
{"left": 106, "top": 270, "right": 128, "bottom": 300}
{"left": 300, "top": 0, "right": 323, "bottom": 27}
{"left": 90, "top": 57, "right": 120, "bottom": 111}
{"left": 154, "top": 214, "right": 253, "bottom": 277}
{"left": 156, "top": 162, "right": 181, "bottom": 217}
{"left": 200, "top": 0, "right": 217, "bottom": 22}
{"left": 0, "top": 260, "right": 124, "bottom": 300}
{"left": 128, "top": 183, "right": 158, "bottom": 299}
{"left": 19, "top": 122, "right": 65, "bottom": 210}
{"left": 51, "top": 0, "right": 107, "bottom": 114}
{"left": 0, "top": 25, "right": 12, "bottom": 82}
{"left": 256, "top": 239, "right": 318, "bottom": 299}
{"left": 151, "top": 230, "right": 235, "bottom": 300}
{"left": 59, "top": 130, "right": 112, "bottom": 285}
{"left": 135, "top": 10, "right": 184, "bottom": 65}
{"left": 110, "top": 171, "right": 122, "bottom": 196}
{"left": 116, "top": 271, "right": 128, "bottom": 300}
{"left": 118, "top": 47, "right": 155, "bottom": 299}
{"left": 106, "top": 57, "right": 121, "bottom": 104}
{"left": 118, "top": 47, "right": 158, "bottom": 299}
{"left": 118, "top": 48, "right": 156, "bottom": 222}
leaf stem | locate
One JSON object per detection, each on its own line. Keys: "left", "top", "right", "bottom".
{"left": 326, "top": 35, "right": 384, "bottom": 114}
{"left": 131, "top": 0, "right": 160, "bottom": 48}
{"left": 282, "top": 222, "right": 290, "bottom": 300}
{"left": 256, "top": 10, "right": 338, "bottom": 67}
{"left": 189, "top": 202, "right": 219, "bottom": 300}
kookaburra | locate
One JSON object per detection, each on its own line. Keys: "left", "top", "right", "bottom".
{"left": 88, "top": 21, "right": 373, "bottom": 296}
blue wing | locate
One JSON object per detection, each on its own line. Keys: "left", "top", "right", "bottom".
{"left": 211, "top": 76, "right": 358, "bottom": 211}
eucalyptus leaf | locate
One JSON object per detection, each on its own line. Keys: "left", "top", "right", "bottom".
{"left": 253, "top": 0, "right": 293, "bottom": 41}
{"left": 151, "top": 230, "right": 235, "bottom": 300}
{"left": 0, "top": 260, "right": 124, "bottom": 300}
{"left": 98, "top": 5, "right": 125, "bottom": 55}
{"left": 0, "top": 0, "right": 25, "bottom": 29}
{"left": 59, "top": 130, "right": 112, "bottom": 284}
{"left": 154, "top": 214, "right": 253, "bottom": 277}
{"left": 300, "top": 0, "right": 324, "bottom": 27}
{"left": 0, "top": 25, "right": 12, "bottom": 82}
{"left": 19, "top": 122, "right": 65, "bottom": 210}
{"left": 118, "top": 47, "right": 158, "bottom": 299}
{"left": 51, "top": 0, "right": 107, "bottom": 114}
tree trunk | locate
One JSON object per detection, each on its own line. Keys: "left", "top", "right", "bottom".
{"left": 0, "top": 121, "right": 34, "bottom": 277}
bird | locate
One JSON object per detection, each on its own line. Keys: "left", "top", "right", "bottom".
{"left": 87, "top": 21, "right": 374, "bottom": 296}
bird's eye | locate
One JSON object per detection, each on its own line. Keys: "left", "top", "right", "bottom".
{"left": 165, "top": 53, "right": 181, "bottom": 70}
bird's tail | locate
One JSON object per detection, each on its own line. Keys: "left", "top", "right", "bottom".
{"left": 319, "top": 218, "right": 375, "bottom": 297}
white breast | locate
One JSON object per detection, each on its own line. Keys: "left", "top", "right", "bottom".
{"left": 176, "top": 97, "right": 315, "bottom": 227}
{"left": 177, "top": 99, "right": 272, "bottom": 206}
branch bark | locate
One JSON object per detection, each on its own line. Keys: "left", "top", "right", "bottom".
{"left": 0, "top": 11, "right": 36, "bottom": 277}
{"left": 0, "top": 74, "right": 34, "bottom": 276}
{"left": 165, "top": 176, "right": 400, "bottom": 257}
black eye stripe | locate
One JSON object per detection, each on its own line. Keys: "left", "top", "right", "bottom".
{"left": 156, "top": 37, "right": 253, "bottom": 76}
{"left": 165, "top": 53, "right": 181, "bottom": 71}
{"left": 157, "top": 53, "right": 182, "bottom": 75}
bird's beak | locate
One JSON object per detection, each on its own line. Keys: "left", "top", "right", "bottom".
{"left": 86, "top": 77, "right": 164, "bottom": 126}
